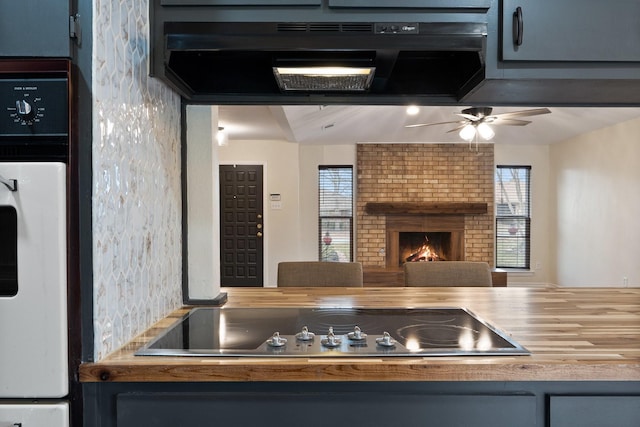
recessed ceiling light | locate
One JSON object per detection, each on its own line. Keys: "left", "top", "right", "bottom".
{"left": 216, "top": 127, "right": 229, "bottom": 146}
{"left": 406, "top": 105, "right": 420, "bottom": 115}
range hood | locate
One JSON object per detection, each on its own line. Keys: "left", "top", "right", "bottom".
{"left": 159, "top": 21, "right": 487, "bottom": 104}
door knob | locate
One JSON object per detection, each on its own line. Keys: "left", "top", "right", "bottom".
{"left": 257, "top": 224, "right": 262, "bottom": 229}
{"left": 256, "top": 231, "right": 263, "bottom": 237}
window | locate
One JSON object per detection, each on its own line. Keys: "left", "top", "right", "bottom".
{"left": 318, "top": 166, "right": 353, "bottom": 262}
{"left": 495, "top": 166, "right": 531, "bottom": 269}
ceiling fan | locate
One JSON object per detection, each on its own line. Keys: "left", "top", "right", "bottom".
{"left": 405, "top": 106, "right": 551, "bottom": 142}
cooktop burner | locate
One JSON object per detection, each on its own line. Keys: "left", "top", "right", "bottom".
{"left": 136, "top": 307, "right": 530, "bottom": 357}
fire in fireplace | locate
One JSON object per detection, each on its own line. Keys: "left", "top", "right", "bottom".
{"left": 385, "top": 215, "right": 466, "bottom": 268}
{"left": 399, "top": 232, "right": 452, "bottom": 265}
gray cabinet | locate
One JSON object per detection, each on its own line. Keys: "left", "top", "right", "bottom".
{"left": 502, "top": 0, "right": 640, "bottom": 62}
{"left": 550, "top": 396, "right": 640, "bottom": 427}
{"left": 160, "top": 0, "right": 321, "bottom": 5}
{"left": 0, "top": 0, "right": 71, "bottom": 57}
{"left": 84, "top": 381, "right": 640, "bottom": 427}
{"left": 159, "top": 0, "right": 490, "bottom": 7}
{"left": 117, "top": 392, "right": 536, "bottom": 427}
{"left": 328, "top": 0, "right": 490, "bottom": 8}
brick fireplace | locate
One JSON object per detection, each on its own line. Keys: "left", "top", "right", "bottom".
{"left": 356, "top": 143, "right": 494, "bottom": 269}
{"left": 388, "top": 215, "right": 465, "bottom": 267}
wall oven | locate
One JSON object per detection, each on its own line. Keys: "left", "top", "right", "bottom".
{"left": 0, "top": 60, "right": 70, "bottom": 427}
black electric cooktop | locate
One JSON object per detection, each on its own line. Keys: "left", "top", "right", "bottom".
{"left": 136, "top": 307, "right": 530, "bottom": 357}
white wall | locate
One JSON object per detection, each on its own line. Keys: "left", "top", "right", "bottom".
{"left": 218, "top": 139, "right": 301, "bottom": 286}
{"left": 195, "top": 114, "right": 640, "bottom": 289}
{"left": 299, "top": 144, "right": 357, "bottom": 260}
{"left": 185, "top": 105, "right": 221, "bottom": 299}
{"left": 550, "top": 117, "right": 640, "bottom": 287}
{"left": 214, "top": 140, "right": 356, "bottom": 286}
{"left": 494, "top": 144, "right": 552, "bottom": 286}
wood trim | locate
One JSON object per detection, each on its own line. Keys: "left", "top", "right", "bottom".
{"left": 365, "top": 202, "right": 488, "bottom": 215}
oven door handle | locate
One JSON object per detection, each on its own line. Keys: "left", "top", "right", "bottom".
{"left": 0, "top": 174, "right": 17, "bottom": 192}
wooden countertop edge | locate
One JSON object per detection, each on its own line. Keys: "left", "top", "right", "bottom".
{"left": 79, "top": 360, "right": 640, "bottom": 383}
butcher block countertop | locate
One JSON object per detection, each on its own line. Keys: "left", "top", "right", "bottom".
{"left": 79, "top": 286, "right": 640, "bottom": 383}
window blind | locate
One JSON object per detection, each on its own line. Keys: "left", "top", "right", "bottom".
{"left": 495, "top": 165, "right": 531, "bottom": 269}
{"left": 318, "top": 166, "right": 353, "bottom": 262}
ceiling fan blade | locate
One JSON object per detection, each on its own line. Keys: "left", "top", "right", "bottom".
{"left": 492, "top": 108, "right": 551, "bottom": 119}
{"left": 491, "top": 118, "right": 532, "bottom": 126}
{"left": 456, "top": 113, "right": 482, "bottom": 121}
{"left": 445, "top": 124, "right": 468, "bottom": 133}
{"left": 405, "top": 120, "right": 462, "bottom": 128}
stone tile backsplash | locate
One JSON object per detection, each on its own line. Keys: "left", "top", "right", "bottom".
{"left": 92, "top": 0, "right": 182, "bottom": 360}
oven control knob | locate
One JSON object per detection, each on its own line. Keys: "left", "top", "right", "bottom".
{"left": 15, "top": 100, "right": 36, "bottom": 121}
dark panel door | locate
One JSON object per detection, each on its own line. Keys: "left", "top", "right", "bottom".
{"left": 219, "top": 165, "right": 264, "bottom": 286}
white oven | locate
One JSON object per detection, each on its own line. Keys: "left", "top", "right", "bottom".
{"left": 0, "top": 162, "right": 68, "bottom": 399}
{"left": 0, "top": 62, "right": 70, "bottom": 427}
{"left": 0, "top": 163, "right": 69, "bottom": 426}
{"left": 0, "top": 403, "right": 69, "bottom": 427}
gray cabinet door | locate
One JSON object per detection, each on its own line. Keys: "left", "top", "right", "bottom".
{"left": 550, "top": 396, "right": 640, "bottom": 427}
{"left": 502, "top": 0, "right": 640, "bottom": 62}
{"left": 0, "top": 0, "right": 71, "bottom": 57}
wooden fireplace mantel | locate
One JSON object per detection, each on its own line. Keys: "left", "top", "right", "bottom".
{"left": 365, "top": 202, "right": 488, "bottom": 215}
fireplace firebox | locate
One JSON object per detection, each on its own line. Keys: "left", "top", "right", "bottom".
{"left": 400, "top": 232, "right": 451, "bottom": 264}
{"left": 386, "top": 215, "right": 465, "bottom": 268}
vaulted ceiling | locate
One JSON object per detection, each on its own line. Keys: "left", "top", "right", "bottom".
{"left": 218, "top": 105, "right": 640, "bottom": 145}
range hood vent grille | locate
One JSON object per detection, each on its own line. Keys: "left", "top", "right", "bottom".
{"left": 277, "top": 23, "right": 373, "bottom": 33}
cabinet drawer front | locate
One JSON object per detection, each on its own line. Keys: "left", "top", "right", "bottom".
{"left": 550, "top": 396, "right": 640, "bottom": 427}
{"left": 118, "top": 392, "right": 536, "bottom": 427}
{"left": 328, "top": 0, "right": 491, "bottom": 8}
{"left": 161, "top": 0, "right": 320, "bottom": 5}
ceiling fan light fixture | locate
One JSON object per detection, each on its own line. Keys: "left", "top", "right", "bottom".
{"left": 459, "top": 124, "right": 476, "bottom": 142}
{"left": 477, "top": 122, "right": 495, "bottom": 140}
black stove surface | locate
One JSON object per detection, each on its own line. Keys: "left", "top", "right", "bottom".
{"left": 136, "top": 307, "right": 530, "bottom": 357}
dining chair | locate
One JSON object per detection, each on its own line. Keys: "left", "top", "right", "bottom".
{"left": 403, "top": 261, "right": 493, "bottom": 287}
{"left": 277, "top": 261, "right": 364, "bottom": 287}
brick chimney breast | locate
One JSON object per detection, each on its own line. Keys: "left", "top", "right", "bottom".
{"left": 356, "top": 143, "right": 495, "bottom": 268}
